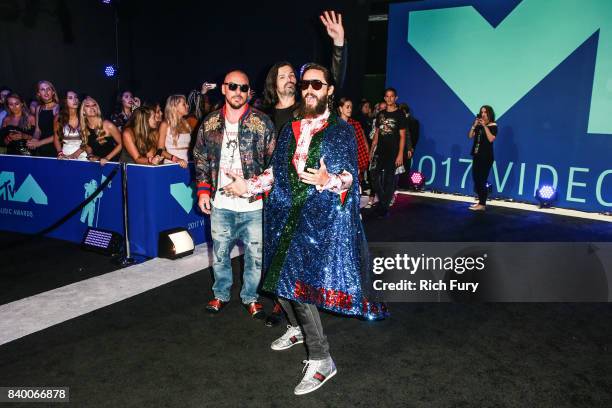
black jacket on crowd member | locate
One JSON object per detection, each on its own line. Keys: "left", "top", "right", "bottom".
{"left": 406, "top": 114, "right": 419, "bottom": 153}
{"left": 356, "top": 112, "right": 372, "bottom": 141}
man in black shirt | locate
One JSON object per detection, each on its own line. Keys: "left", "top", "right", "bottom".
{"left": 262, "top": 10, "right": 347, "bottom": 134}
{"left": 370, "top": 88, "right": 412, "bottom": 217}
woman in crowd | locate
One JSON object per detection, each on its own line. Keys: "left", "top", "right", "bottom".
{"left": 53, "top": 91, "right": 86, "bottom": 160}
{"left": 338, "top": 97, "right": 369, "bottom": 183}
{"left": 157, "top": 95, "right": 189, "bottom": 167}
{"left": 0, "top": 87, "right": 11, "bottom": 125}
{"left": 1, "top": 94, "right": 35, "bottom": 155}
{"left": 121, "top": 106, "right": 163, "bottom": 165}
{"left": 111, "top": 90, "right": 140, "bottom": 131}
{"left": 80, "top": 96, "right": 122, "bottom": 164}
{"left": 143, "top": 101, "right": 163, "bottom": 127}
{"left": 468, "top": 105, "right": 498, "bottom": 211}
{"left": 27, "top": 80, "right": 60, "bottom": 157}
{"left": 356, "top": 99, "right": 373, "bottom": 140}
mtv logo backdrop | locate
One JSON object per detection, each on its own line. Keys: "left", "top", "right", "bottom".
{"left": 388, "top": 0, "right": 612, "bottom": 212}
{"left": 0, "top": 156, "right": 123, "bottom": 242}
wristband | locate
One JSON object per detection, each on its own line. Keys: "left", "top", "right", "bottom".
{"left": 171, "top": 155, "right": 178, "bottom": 163}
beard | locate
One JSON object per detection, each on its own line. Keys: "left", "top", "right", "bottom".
{"left": 278, "top": 83, "right": 296, "bottom": 98}
{"left": 226, "top": 95, "right": 246, "bottom": 110}
{"left": 297, "top": 93, "right": 328, "bottom": 118}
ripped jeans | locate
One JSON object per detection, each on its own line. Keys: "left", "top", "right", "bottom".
{"left": 210, "top": 207, "right": 263, "bottom": 304}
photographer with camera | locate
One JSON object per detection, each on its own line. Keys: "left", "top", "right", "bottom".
{"left": 468, "top": 105, "right": 498, "bottom": 211}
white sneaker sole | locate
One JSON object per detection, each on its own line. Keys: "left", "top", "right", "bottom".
{"left": 271, "top": 338, "right": 304, "bottom": 351}
{"left": 294, "top": 367, "right": 337, "bottom": 395}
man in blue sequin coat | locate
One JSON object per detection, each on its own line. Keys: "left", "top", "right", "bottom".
{"left": 224, "top": 63, "right": 385, "bottom": 395}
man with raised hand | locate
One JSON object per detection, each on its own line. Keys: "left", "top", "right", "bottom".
{"left": 262, "top": 9, "right": 347, "bottom": 327}
{"left": 224, "top": 63, "right": 386, "bottom": 395}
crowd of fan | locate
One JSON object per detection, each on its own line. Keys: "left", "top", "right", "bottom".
{"left": 0, "top": 81, "right": 418, "bottom": 167}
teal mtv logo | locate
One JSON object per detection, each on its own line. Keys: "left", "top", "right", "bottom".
{"left": 407, "top": 0, "right": 612, "bottom": 134}
{"left": 170, "top": 182, "right": 196, "bottom": 213}
{"left": 0, "top": 171, "right": 48, "bottom": 205}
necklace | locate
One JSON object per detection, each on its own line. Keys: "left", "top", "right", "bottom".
{"left": 226, "top": 134, "right": 238, "bottom": 162}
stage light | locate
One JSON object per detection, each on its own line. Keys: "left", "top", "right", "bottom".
{"left": 104, "top": 65, "right": 117, "bottom": 78}
{"left": 81, "top": 227, "right": 123, "bottom": 256}
{"left": 536, "top": 185, "right": 557, "bottom": 208}
{"left": 101, "top": 0, "right": 112, "bottom": 4}
{"left": 158, "top": 228, "right": 194, "bottom": 259}
{"left": 409, "top": 171, "right": 425, "bottom": 191}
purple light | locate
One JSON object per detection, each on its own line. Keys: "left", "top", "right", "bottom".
{"left": 104, "top": 65, "right": 116, "bottom": 77}
{"left": 101, "top": 0, "right": 112, "bottom": 4}
{"left": 84, "top": 229, "right": 113, "bottom": 248}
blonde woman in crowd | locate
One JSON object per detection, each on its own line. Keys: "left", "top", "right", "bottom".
{"left": 27, "top": 80, "right": 60, "bottom": 157}
{"left": 80, "top": 96, "right": 122, "bottom": 164}
{"left": 157, "top": 94, "right": 189, "bottom": 168}
{"left": 1, "top": 93, "right": 35, "bottom": 155}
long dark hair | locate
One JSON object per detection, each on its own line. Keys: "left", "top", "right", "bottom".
{"left": 263, "top": 61, "right": 294, "bottom": 110}
{"left": 57, "top": 90, "right": 80, "bottom": 142}
{"left": 114, "top": 89, "right": 133, "bottom": 114}
{"left": 125, "top": 106, "right": 158, "bottom": 156}
{"left": 479, "top": 105, "right": 496, "bottom": 123}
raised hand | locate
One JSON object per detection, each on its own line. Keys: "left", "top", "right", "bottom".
{"left": 320, "top": 10, "right": 344, "bottom": 46}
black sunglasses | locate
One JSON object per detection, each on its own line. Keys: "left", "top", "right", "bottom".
{"left": 299, "top": 79, "right": 328, "bottom": 91}
{"left": 224, "top": 82, "right": 250, "bottom": 93}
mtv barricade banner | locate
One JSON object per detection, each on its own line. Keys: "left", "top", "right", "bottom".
{"left": 0, "top": 156, "right": 123, "bottom": 242}
{"left": 369, "top": 243, "right": 612, "bottom": 302}
{"left": 388, "top": 0, "right": 612, "bottom": 212}
{"left": 126, "top": 163, "right": 210, "bottom": 258}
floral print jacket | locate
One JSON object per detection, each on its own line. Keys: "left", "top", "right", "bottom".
{"left": 193, "top": 105, "right": 276, "bottom": 202}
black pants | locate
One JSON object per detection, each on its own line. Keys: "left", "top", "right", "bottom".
{"left": 372, "top": 165, "right": 398, "bottom": 214}
{"left": 279, "top": 297, "right": 330, "bottom": 360}
{"left": 472, "top": 156, "right": 493, "bottom": 205}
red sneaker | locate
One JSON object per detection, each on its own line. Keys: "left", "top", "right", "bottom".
{"left": 206, "top": 298, "right": 227, "bottom": 313}
{"left": 244, "top": 301, "right": 265, "bottom": 320}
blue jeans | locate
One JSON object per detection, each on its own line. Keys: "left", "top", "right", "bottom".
{"left": 210, "top": 207, "right": 263, "bottom": 304}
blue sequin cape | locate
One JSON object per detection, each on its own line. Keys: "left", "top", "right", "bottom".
{"left": 262, "top": 114, "right": 385, "bottom": 317}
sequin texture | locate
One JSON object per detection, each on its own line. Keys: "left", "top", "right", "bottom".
{"left": 262, "top": 113, "right": 387, "bottom": 318}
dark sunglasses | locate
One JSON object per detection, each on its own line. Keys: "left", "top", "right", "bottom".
{"left": 224, "top": 82, "right": 250, "bottom": 93}
{"left": 299, "top": 79, "right": 328, "bottom": 91}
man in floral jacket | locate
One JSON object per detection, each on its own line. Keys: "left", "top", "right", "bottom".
{"left": 193, "top": 69, "right": 276, "bottom": 319}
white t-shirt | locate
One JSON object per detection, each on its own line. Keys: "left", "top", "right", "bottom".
{"left": 212, "top": 120, "right": 262, "bottom": 212}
